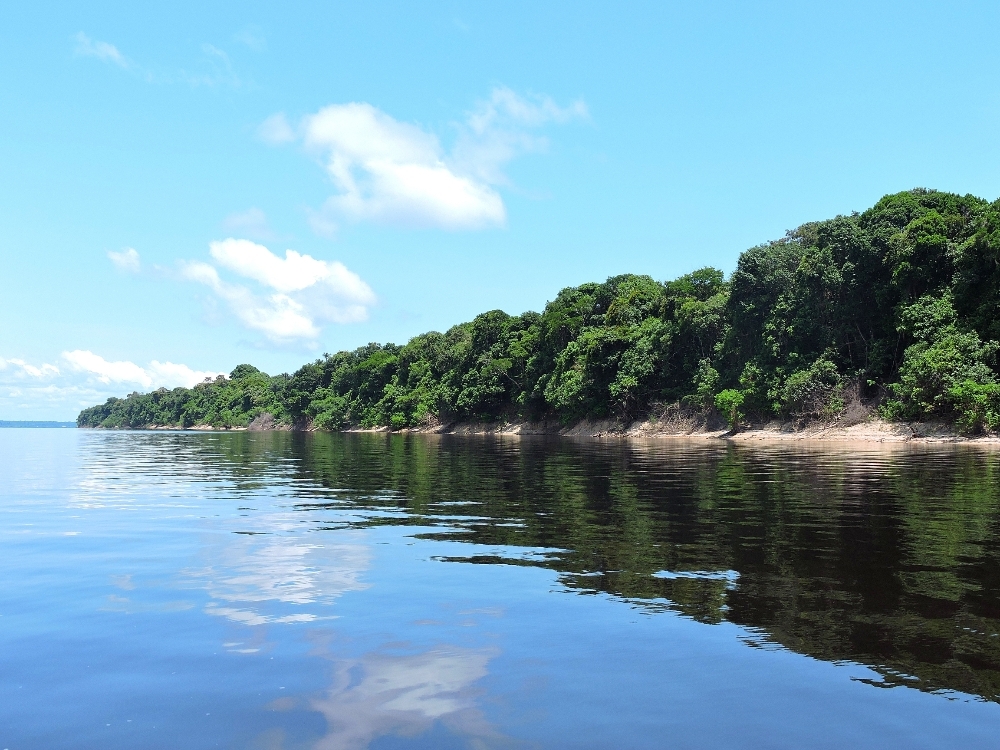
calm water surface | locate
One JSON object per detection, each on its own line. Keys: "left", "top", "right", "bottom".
{"left": 3, "top": 430, "right": 1000, "bottom": 748}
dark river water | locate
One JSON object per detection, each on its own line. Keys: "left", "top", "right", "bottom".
{"left": 3, "top": 429, "right": 1000, "bottom": 749}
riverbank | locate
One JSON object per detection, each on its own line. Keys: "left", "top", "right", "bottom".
{"left": 82, "top": 415, "right": 1000, "bottom": 444}
{"left": 348, "top": 416, "right": 1000, "bottom": 444}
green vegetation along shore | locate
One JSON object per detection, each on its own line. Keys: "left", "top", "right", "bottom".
{"left": 78, "top": 189, "right": 1000, "bottom": 434}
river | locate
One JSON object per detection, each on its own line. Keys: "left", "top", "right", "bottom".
{"left": 2, "top": 429, "right": 999, "bottom": 748}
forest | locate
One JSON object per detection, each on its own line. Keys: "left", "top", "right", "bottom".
{"left": 77, "top": 188, "right": 1000, "bottom": 433}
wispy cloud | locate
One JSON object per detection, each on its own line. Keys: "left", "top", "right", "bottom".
{"left": 233, "top": 26, "right": 266, "bottom": 52}
{"left": 63, "top": 350, "right": 222, "bottom": 389}
{"left": 73, "top": 33, "right": 247, "bottom": 89}
{"left": 108, "top": 247, "right": 141, "bottom": 273}
{"left": 182, "top": 44, "right": 243, "bottom": 88}
{"left": 1, "top": 356, "right": 78, "bottom": 418}
{"left": 258, "top": 113, "right": 296, "bottom": 144}
{"left": 454, "top": 87, "right": 589, "bottom": 186}
{"left": 263, "top": 87, "right": 587, "bottom": 235}
{"left": 222, "top": 208, "right": 277, "bottom": 241}
{"left": 181, "top": 239, "right": 375, "bottom": 342}
{"left": 74, "top": 32, "right": 129, "bottom": 68}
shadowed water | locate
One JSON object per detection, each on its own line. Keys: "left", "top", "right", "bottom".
{"left": 2, "top": 429, "right": 1000, "bottom": 748}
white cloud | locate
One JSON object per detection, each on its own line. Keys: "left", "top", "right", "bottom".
{"left": 74, "top": 32, "right": 129, "bottom": 68}
{"left": 0, "top": 356, "right": 94, "bottom": 420}
{"left": 64, "top": 350, "right": 150, "bottom": 386}
{"left": 266, "top": 87, "right": 586, "bottom": 234}
{"left": 0, "top": 382, "right": 104, "bottom": 420}
{"left": 147, "top": 360, "right": 222, "bottom": 388}
{"left": 181, "top": 239, "right": 375, "bottom": 342}
{"left": 302, "top": 102, "right": 504, "bottom": 231}
{"left": 63, "top": 350, "right": 222, "bottom": 389}
{"left": 108, "top": 247, "right": 141, "bottom": 273}
{"left": 0, "top": 358, "right": 59, "bottom": 378}
{"left": 222, "top": 208, "right": 276, "bottom": 241}
{"left": 0, "top": 352, "right": 224, "bottom": 419}
{"left": 210, "top": 238, "right": 335, "bottom": 292}
{"left": 258, "top": 113, "right": 295, "bottom": 144}
{"left": 182, "top": 261, "right": 321, "bottom": 340}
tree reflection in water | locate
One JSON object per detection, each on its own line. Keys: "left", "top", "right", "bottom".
{"left": 47, "top": 428, "right": 1000, "bottom": 749}
{"left": 263, "top": 433, "right": 1000, "bottom": 703}
{"left": 136, "top": 431, "right": 1000, "bottom": 704}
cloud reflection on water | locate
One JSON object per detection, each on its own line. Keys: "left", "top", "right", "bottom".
{"left": 309, "top": 646, "right": 504, "bottom": 750}
{"left": 191, "top": 517, "right": 371, "bottom": 627}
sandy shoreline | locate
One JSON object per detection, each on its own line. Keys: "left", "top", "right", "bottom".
{"left": 344, "top": 417, "right": 1000, "bottom": 445}
{"left": 86, "top": 417, "right": 1000, "bottom": 445}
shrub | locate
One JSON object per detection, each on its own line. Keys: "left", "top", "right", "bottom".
{"left": 714, "top": 389, "right": 745, "bottom": 430}
{"left": 889, "top": 294, "right": 1000, "bottom": 419}
{"left": 947, "top": 381, "right": 1000, "bottom": 434}
{"left": 781, "top": 356, "right": 841, "bottom": 417}
{"left": 685, "top": 358, "right": 720, "bottom": 410}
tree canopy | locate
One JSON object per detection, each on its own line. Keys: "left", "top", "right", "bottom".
{"left": 78, "top": 189, "right": 1000, "bottom": 433}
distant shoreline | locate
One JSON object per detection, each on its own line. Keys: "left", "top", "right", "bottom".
{"left": 0, "top": 421, "right": 77, "bottom": 428}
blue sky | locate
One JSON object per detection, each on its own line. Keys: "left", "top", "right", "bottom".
{"left": 3, "top": 1, "right": 1000, "bottom": 419}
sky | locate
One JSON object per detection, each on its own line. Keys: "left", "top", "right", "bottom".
{"left": 3, "top": 1, "right": 1000, "bottom": 420}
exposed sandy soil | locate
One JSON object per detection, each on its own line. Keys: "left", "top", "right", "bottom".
{"left": 348, "top": 417, "right": 1000, "bottom": 445}
{"left": 96, "top": 414, "right": 1000, "bottom": 444}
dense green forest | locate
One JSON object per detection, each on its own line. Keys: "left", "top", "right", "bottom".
{"left": 78, "top": 188, "right": 1000, "bottom": 433}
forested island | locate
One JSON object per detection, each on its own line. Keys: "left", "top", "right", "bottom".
{"left": 78, "top": 189, "right": 1000, "bottom": 434}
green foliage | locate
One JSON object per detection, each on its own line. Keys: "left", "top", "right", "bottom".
{"left": 882, "top": 293, "right": 1000, "bottom": 427}
{"left": 77, "top": 189, "right": 1000, "bottom": 434}
{"left": 686, "top": 358, "right": 720, "bottom": 409}
{"left": 77, "top": 367, "right": 290, "bottom": 429}
{"left": 781, "top": 356, "right": 841, "bottom": 417}
{"left": 714, "top": 389, "right": 745, "bottom": 429}
{"left": 947, "top": 381, "right": 1000, "bottom": 434}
